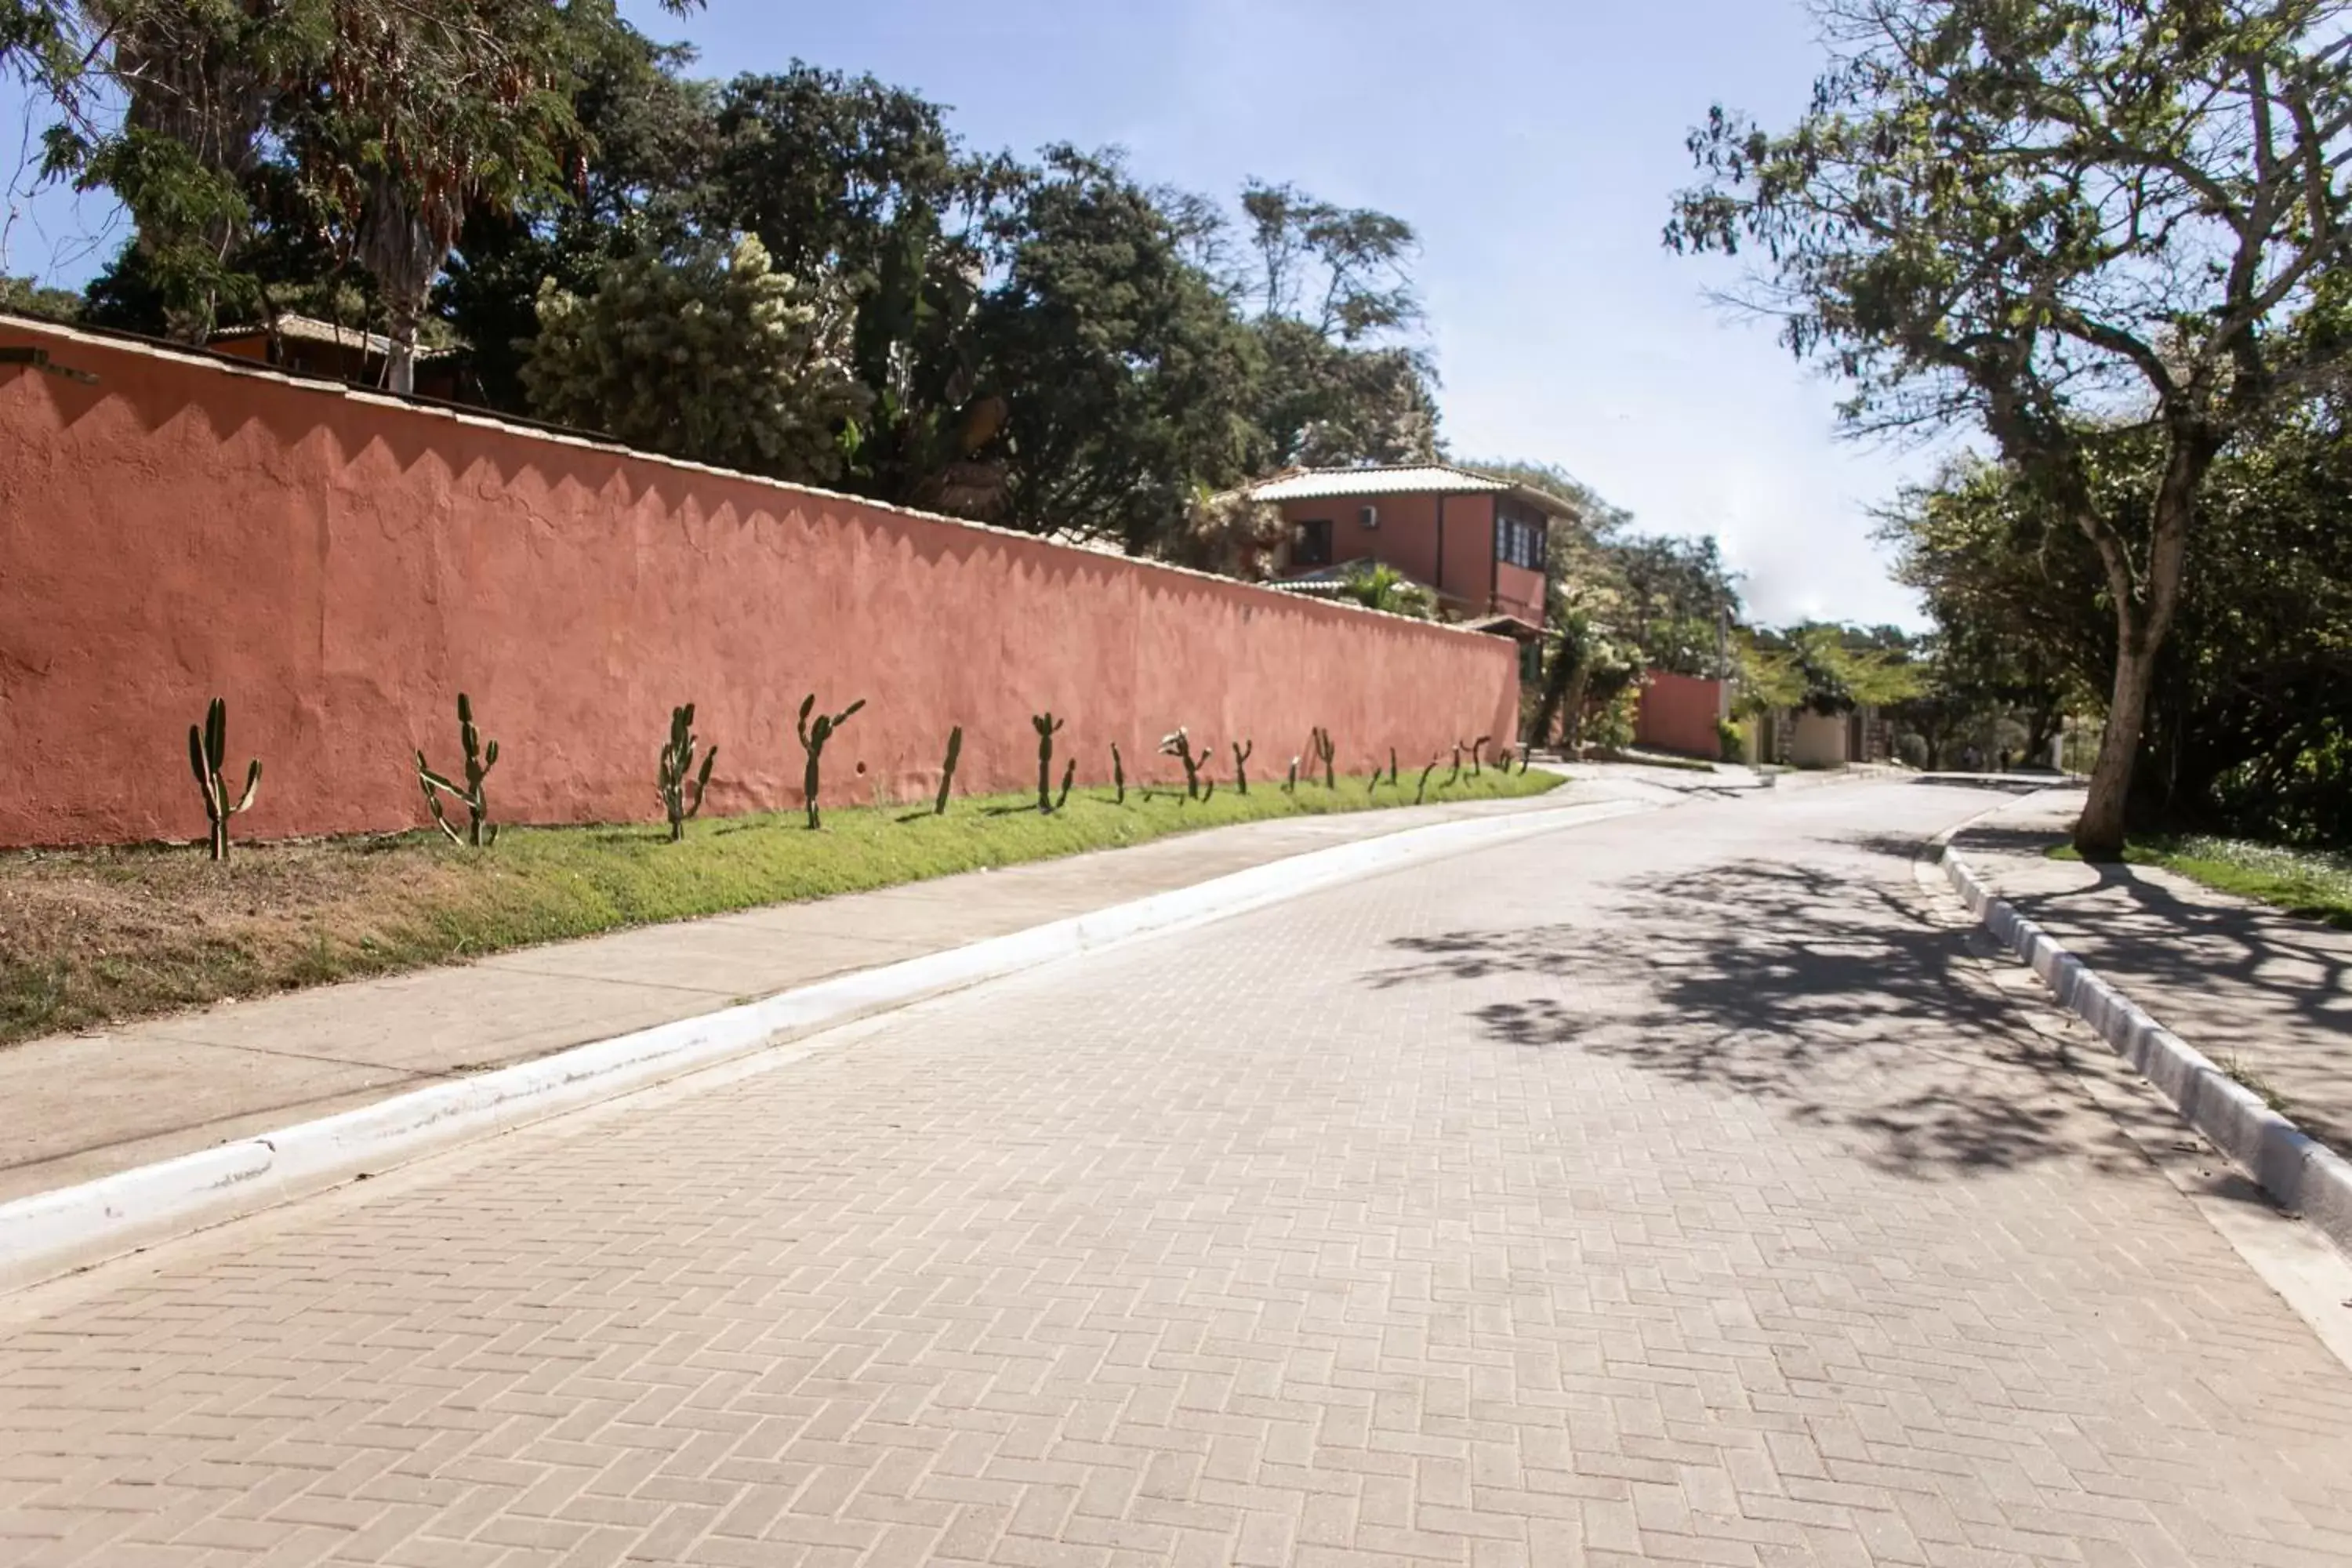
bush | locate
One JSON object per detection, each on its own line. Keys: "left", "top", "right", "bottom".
{"left": 1716, "top": 719, "right": 1745, "bottom": 764}
{"left": 1586, "top": 687, "right": 1640, "bottom": 754}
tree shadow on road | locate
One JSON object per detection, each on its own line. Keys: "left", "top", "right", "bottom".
{"left": 1371, "top": 850, "right": 2145, "bottom": 1181}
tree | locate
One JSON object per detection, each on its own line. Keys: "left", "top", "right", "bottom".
{"left": 18, "top": 1, "right": 702, "bottom": 382}
{"left": 974, "top": 146, "right": 1268, "bottom": 551}
{"left": 1668, "top": 0, "right": 2352, "bottom": 856}
{"left": 1234, "top": 179, "right": 1439, "bottom": 466}
{"left": 437, "top": 20, "right": 719, "bottom": 412}
{"left": 523, "top": 233, "right": 869, "bottom": 484}
{"left": 699, "top": 64, "right": 1027, "bottom": 510}
{"left": 1885, "top": 423, "right": 2352, "bottom": 842}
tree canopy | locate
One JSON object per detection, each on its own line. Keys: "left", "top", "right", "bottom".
{"left": 1668, "top": 0, "right": 2352, "bottom": 854}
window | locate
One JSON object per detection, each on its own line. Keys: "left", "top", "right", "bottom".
{"left": 1295, "top": 517, "right": 1334, "bottom": 567}
{"left": 1496, "top": 505, "right": 1547, "bottom": 570}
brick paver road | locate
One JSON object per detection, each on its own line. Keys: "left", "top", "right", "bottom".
{"left": 4, "top": 780, "right": 2350, "bottom": 1567}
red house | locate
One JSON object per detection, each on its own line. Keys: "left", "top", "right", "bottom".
{"left": 1248, "top": 463, "right": 1559, "bottom": 638}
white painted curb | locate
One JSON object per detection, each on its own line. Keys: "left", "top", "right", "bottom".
{"left": 0, "top": 796, "right": 1653, "bottom": 1294}
{"left": 1942, "top": 847, "right": 2352, "bottom": 1258}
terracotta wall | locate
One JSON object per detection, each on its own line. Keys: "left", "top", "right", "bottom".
{"left": 0, "top": 321, "right": 1521, "bottom": 848}
{"left": 1634, "top": 671, "right": 1726, "bottom": 758}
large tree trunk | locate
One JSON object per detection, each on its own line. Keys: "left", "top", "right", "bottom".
{"left": 2071, "top": 427, "right": 2208, "bottom": 858}
{"left": 2076, "top": 637, "right": 2154, "bottom": 855}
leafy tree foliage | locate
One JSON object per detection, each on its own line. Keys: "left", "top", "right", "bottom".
{"left": 973, "top": 147, "right": 1269, "bottom": 551}
{"left": 1883, "top": 423, "right": 2352, "bottom": 846}
{"left": 524, "top": 234, "right": 868, "bottom": 483}
{"left": 1668, "top": 0, "right": 2352, "bottom": 855}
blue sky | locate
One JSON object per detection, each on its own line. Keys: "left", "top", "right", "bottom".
{"left": 2, "top": 0, "right": 1942, "bottom": 627}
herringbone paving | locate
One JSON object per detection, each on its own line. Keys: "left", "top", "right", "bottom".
{"left": 2, "top": 782, "right": 2347, "bottom": 1566}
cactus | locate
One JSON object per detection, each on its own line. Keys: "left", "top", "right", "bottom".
{"left": 1202, "top": 776, "right": 1215, "bottom": 803}
{"left": 657, "top": 702, "right": 716, "bottom": 841}
{"left": 416, "top": 692, "right": 499, "bottom": 848}
{"left": 1057, "top": 757, "right": 1076, "bottom": 811}
{"left": 187, "top": 696, "right": 260, "bottom": 862}
{"left": 1471, "top": 735, "right": 1491, "bottom": 777}
{"left": 1389, "top": 746, "right": 1399, "bottom": 786}
{"left": 1231, "top": 739, "right": 1253, "bottom": 795}
{"left": 1519, "top": 742, "right": 1534, "bottom": 774}
{"left": 1111, "top": 741, "right": 1126, "bottom": 804}
{"left": 1285, "top": 757, "right": 1299, "bottom": 793}
{"left": 1160, "top": 727, "right": 1208, "bottom": 800}
{"left": 1033, "top": 711, "right": 1065, "bottom": 812}
{"left": 796, "top": 692, "right": 866, "bottom": 829}
{"left": 1365, "top": 764, "right": 1379, "bottom": 797}
{"left": 1309, "top": 726, "right": 1337, "bottom": 788}
{"left": 1416, "top": 757, "right": 1439, "bottom": 804}
{"left": 1445, "top": 743, "right": 1462, "bottom": 788}
{"left": 934, "top": 725, "right": 964, "bottom": 815}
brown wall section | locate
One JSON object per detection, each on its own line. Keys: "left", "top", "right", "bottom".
{"left": 1635, "top": 671, "right": 1728, "bottom": 758}
{"left": 0, "top": 321, "right": 1520, "bottom": 848}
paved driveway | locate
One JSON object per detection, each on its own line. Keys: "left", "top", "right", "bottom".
{"left": 2, "top": 781, "right": 2347, "bottom": 1566}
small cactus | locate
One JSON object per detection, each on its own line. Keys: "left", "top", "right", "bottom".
{"left": 1230, "top": 739, "right": 1253, "bottom": 794}
{"left": 1445, "top": 743, "right": 1462, "bottom": 788}
{"left": 1033, "top": 711, "right": 1066, "bottom": 812}
{"left": 1519, "top": 742, "right": 1534, "bottom": 774}
{"left": 1202, "top": 776, "right": 1215, "bottom": 803}
{"left": 1416, "top": 757, "right": 1439, "bottom": 804}
{"left": 416, "top": 692, "right": 499, "bottom": 848}
{"left": 657, "top": 702, "right": 715, "bottom": 841}
{"left": 1388, "top": 746, "right": 1399, "bottom": 786}
{"left": 1111, "top": 741, "right": 1127, "bottom": 804}
{"left": 1058, "top": 757, "right": 1076, "bottom": 810}
{"left": 187, "top": 696, "right": 260, "bottom": 862}
{"left": 934, "top": 725, "right": 964, "bottom": 815}
{"left": 1365, "top": 764, "right": 1379, "bottom": 797}
{"left": 1285, "top": 757, "right": 1299, "bottom": 793}
{"left": 1310, "top": 726, "right": 1337, "bottom": 788}
{"left": 1471, "top": 735, "right": 1492, "bottom": 777}
{"left": 796, "top": 692, "right": 866, "bottom": 829}
{"left": 1160, "top": 727, "right": 1208, "bottom": 800}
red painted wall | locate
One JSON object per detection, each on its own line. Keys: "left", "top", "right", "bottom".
{"left": 0, "top": 321, "right": 1521, "bottom": 848}
{"left": 1635, "top": 671, "right": 1726, "bottom": 758}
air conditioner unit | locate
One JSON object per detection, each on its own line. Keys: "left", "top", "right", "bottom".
{"left": 1359, "top": 504, "right": 1380, "bottom": 529}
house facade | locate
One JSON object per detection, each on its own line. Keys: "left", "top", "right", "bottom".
{"left": 1247, "top": 464, "right": 1559, "bottom": 636}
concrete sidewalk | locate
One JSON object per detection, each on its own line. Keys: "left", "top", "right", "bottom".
{"left": 1954, "top": 789, "right": 2352, "bottom": 1159}
{"left": 3, "top": 777, "right": 1683, "bottom": 1203}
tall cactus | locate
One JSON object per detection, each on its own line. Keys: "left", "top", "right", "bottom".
{"left": 1033, "top": 711, "right": 1066, "bottom": 812}
{"left": 187, "top": 696, "right": 260, "bottom": 862}
{"left": 416, "top": 692, "right": 499, "bottom": 848}
{"left": 1160, "top": 727, "right": 1207, "bottom": 800}
{"left": 934, "top": 725, "right": 964, "bottom": 815}
{"left": 796, "top": 693, "right": 866, "bottom": 829}
{"left": 1231, "top": 739, "right": 1253, "bottom": 795}
{"left": 657, "top": 702, "right": 716, "bottom": 841}
{"left": 1111, "top": 742, "right": 1126, "bottom": 804}
{"left": 1310, "top": 726, "right": 1337, "bottom": 789}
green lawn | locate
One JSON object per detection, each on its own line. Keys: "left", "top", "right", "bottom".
{"left": 2050, "top": 835, "right": 2352, "bottom": 931}
{"left": 0, "top": 766, "right": 1562, "bottom": 1048}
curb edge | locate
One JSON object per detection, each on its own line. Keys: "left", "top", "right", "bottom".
{"left": 1941, "top": 845, "right": 2352, "bottom": 1258}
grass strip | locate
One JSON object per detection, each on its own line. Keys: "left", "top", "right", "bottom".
{"left": 1, "top": 768, "right": 1562, "bottom": 1047}
{"left": 2049, "top": 834, "right": 2352, "bottom": 931}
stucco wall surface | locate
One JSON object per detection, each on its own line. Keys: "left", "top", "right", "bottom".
{"left": 0, "top": 321, "right": 1520, "bottom": 847}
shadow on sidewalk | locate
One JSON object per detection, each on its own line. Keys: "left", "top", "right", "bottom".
{"left": 1367, "top": 843, "right": 2144, "bottom": 1181}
